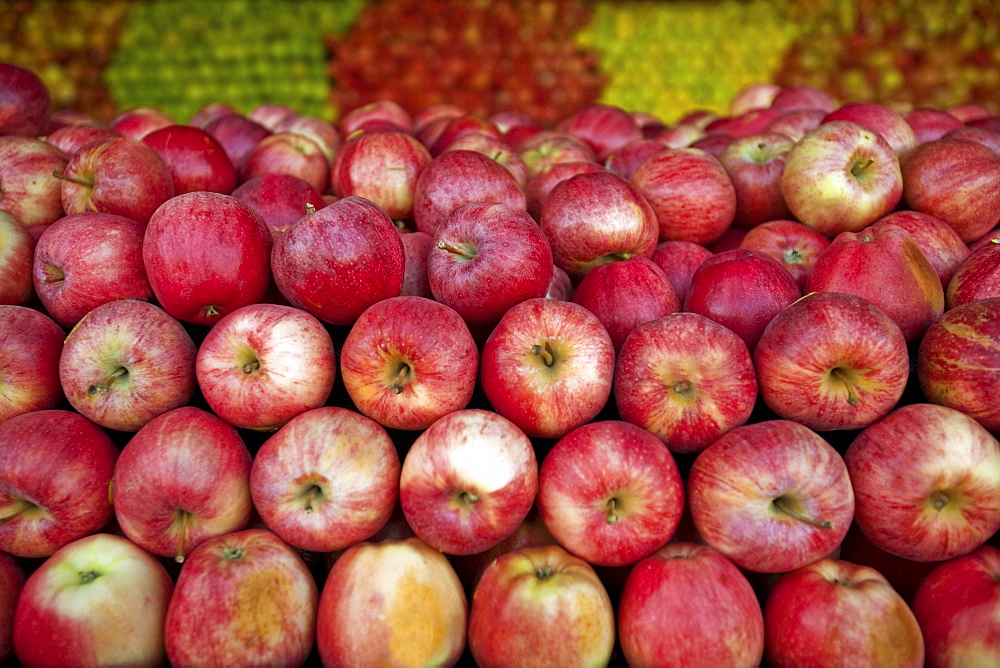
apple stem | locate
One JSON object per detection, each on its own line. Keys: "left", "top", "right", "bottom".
{"left": 51, "top": 170, "right": 94, "bottom": 188}
{"left": 531, "top": 342, "right": 555, "bottom": 367}
{"left": 175, "top": 510, "right": 190, "bottom": 564}
{"left": 305, "top": 203, "right": 316, "bottom": 215}
{"left": 41, "top": 264, "right": 65, "bottom": 283}
{"left": 830, "top": 367, "right": 859, "bottom": 406}
{"left": 606, "top": 497, "right": 620, "bottom": 524}
{"left": 391, "top": 363, "right": 411, "bottom": 394}
{"left": 460, "top": 491, "right": 479, "bottom": 505}
{"left": 773, "top": 496, "right": 832, "bottom": 529}
{"left": 87, "top": 366, "right": 129, "bottom": 396}
{"left": 78, "top": 570, "right": 101, "bottom": 585}
{"left": 536, "top": 566, "right": 553, "bottom": 581}
{"left": 242, "top": 360, "right": 261, "bottom": 375}
{"left": 437, "top": 240, "right": 469, "bottom": 257}
{"left": 930, "top": 490, "right": 950, "bottom": 511}
{"left": 303, "top": 485, "right": 321, "bottom": 513}
{"left": 0, "top": 498, "right": 31, "bottom": 525}
{"left": 851, "top": 157, "right": 876, "bottom": 177}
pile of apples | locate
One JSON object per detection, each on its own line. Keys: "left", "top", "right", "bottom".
{"left": 2, "top": 59, "right": 1000, "bottom": 667}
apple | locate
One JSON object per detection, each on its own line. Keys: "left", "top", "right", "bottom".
{"left": 738, "top": 218, "right": 831, "bottom": 290}
{"left": 918, "top": 298, "right": 1000, "bottom": 433}
{"left": 143, "top": 191, "right": 272, "bottom": 326}
{"left": 196, "top": 302, "right": 336, "bottom": 431}
{"left": 316, "top": 537, "right": 467, "bottom": 667}
{"left": 481, "top": 297, "right": 615, "bottom": 440}
{"left": 645, "top": 122, "right": 705, "bottom": 148}
{"left": 0, "top": 136, "right": 67, "bottom": 231}
{"left": 707, "top": 108, "right": 783, "bottom": 138}
{"left": 45, "top": 124, "right": 120, "bottom": 158}
{"left": 615, "top": 311, "right": 758, "bottom": 453}
{"left": 604, "top": 138, "right": 669, "bottom": 180}
{"left": 0, "top": 551, "right": 23, "bottom": 662}
{"left": 649, "top": 239, "right": 713, "bottom": 302}
{"left": 845, "top": 402, "right": 1000, "bottom": 562}
{"left": 203, "top": 112, "right": 271, "bottom": 174}
{"left": 971, "top": 226, "right": 1000, "bottom": 253}
{"left": 718, "top": 132, "right": 795, "bottom": 228}
{"left": 112, "top": 406, "right": 253, "bottom": 562}
{"left": 250, "top": 406, "right": 400, "bottom": 552}
{"left": 0, "top": 212, "right": 34, "bottom": 305}
{"left": 427, "top": 201, "right": 552, "bottom": 331}
{"left": 556, "top": 103, "right": 643, "bottom": 161}
{"left": 524, "top": 159, "right": 604, "bottom": 221}
{"left": 0, "top": 63, "right": 50, "bottom": 137}
{"left": 781, "top": 120, "right": 903, "bottom": 235}
{"left": 108, "top": 106, "right": 174, "bottom": 140}
{"left": 443, "top": 132, "right": 529, "bottom": 186}
{"left": 242, "top": 130, "right": 330, "bottom": 194}
{"left": 188, "top": 101, "right": 239, "bottom": 128}
{"left": 274, "top": 113, "right": 341, "bottom": 164}
{"left": 871, "top": 209, "right": 970, "bottom": 286}
{"left": 763, "top": 107, "right": 827, "bottom": 142}
{"left": 141, "top": 124, "right": 238, "bottom": 195}
{"left": 754, "top": 291, "right": 910, "bottom": 431}
{"left": 706, "top": 225, "right": 747, "bottom": 253}
{"left": 946, "top": 240, "right": 1000, "bottom": 309}
{"left": 467, "top": 544, "right": 615, "bottom": 668}
{"left": 823, "top": 101, "right": 920, "bottom": 156}
{"left": 618, "top": 542, "right": 765, "bottom": 667}
{"left": 545, "top": 264, "right": 573, "bottom": 300}
{"left": 489, "top": 109, "right": 537, "bottom": 135}
{"left": 688, "top": 419, "right": 855, "bottom": 573}
{"left": 911, "top": 545, "right": 1000, "bottom": 667}
{"left": 12, "top": 533, "right": 173, "bottom": 667}
{"left": 59, "top": 299, "right": 197, "bottom": 433}
{"left": 164, "top": 529, "right": 318, "bottom": 667}
{"left": 517, "top": 130, "right": 598, "bottom": 179}
{"left": 0, "top": 306, "right": 63, "bottom": 423}
{"left": 0, "top": 409, "right": 117, "bottom": 558}
{"left": 46, "top": 109, "right": 98, "bottom": 131}
{"left": 231, "top": 173, "right": 326, "bottom": 239}
{"left": 340, "top": 295, "right": 477, "bottom": 431}
{"left": 247, "top": 103, "right": 299, "bottom": 131}
{"left": 339, "top": 99, "right": 414, "bottom": 136}
{"left": 729, "top": 82, "right": 782, "bottom": 115}
{"left": 540, "top": 169, "right": 659, "bottom": 278}
{"left": 905, "top": 107, "right": 964, "bottom": 144}
{"left": 763, "top": 558, "right": 925, "bottom": 667}
{"left": 770, "top": 85, "right": 838, "bottom": 113}
{"left": 945, "top": 125, "right": 1000, "bottom": 154}
{"left": 32, "top": 212, "right": 151, "bottom": 328}
{"left": 399, "top": 408, "right": 538, "bottom": 555}
{"left": 427, "top": 115, "right": 502, "bottom": 156}
{"left": 537, "top": 420, "right": 683, "bottom": 567}
{"left": 688, "top": 133, "right": 736, "bottom": 157}
{"left": 271, "top": 195, "right": 405, "bottom": 326}
{"left": 399, "top": 230, "right": 433, "bottom": 298}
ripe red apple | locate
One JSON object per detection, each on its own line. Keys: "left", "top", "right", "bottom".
{"left": 781, "top": 120, "right": 902, "bottom": 235}
{"left": 250, "top": 406, "right": 400, "bottom": 552}
{"left": 399, "top": 229, "right": 433, "bottom": 298}
{"left": 845, "top": 402, "right": 1000, "bottom": 562}
{"left": 946, "top": 240, "right": 1000, "bottom": 308}
{"left": 467, "top": 544, "right": 615, "bottom": 668}
{"left": 0, "top": 136, "right": 67, "bottom": 231}
{"left": 615, "top": 312, "right": 758, "bottom": 453}
{"left": 32, "top": 212, "right": 151, "bottom": 328}
{"left": 242, "top": 130, "right": 329, "bottom": 193}
{"left": 12, "top": 533, "right": 173, "bottom": 667}
{"left": 109, "top": 106, "right": 174, "bottom": 140}
{"left": 729, "top": 82, "right": 782, "bottom": 116}
{"left": 271, "top": 195, "right": 404, "bottom": 326}
{"left": 203, "top": 112, "right": 271, "bottom": 174}
{"left": 707, "top": 108, "right": 783, "bottom": 138}
{"left": 537, "top": 420, "right": 684, "bottom": 567}
{"left": 231, "top": 173, "right": 325, "bottom": 239}
{"left": 143, "top": 191, "right": 272, "bottom": 326}
{"left": 0, "top": 305, "right": 63, "bottom": 423}
{"left": 764, "top": 558, "right": 925, "bottom": 667}
{"left": 524, "top": 159, "right": 603, "bottom": 220}
{"left": 0, "top": 409, "right": 117, "bottom": 558}
{"left": 517, "top": 130, "right": 598, "bottom": 179}
{"left": 188, "top": 101, "right": 239, "bottom": 128}
{"left": 556, "top": 102, "right": 643, "bottom": 161}
{"left": 196, "top": 302, "right": 336, "bottom": 431}
{"left": 0, "top": 63, "right": 50, "bottom": 137}
{"left": 164, "top": 529, "right": 318, "bottom": 667}
{"left": 905, "top": 107, "right": 964, "bottom": 143}
{"left": 738, "top": 218, "right": 831, "bottom": 290}
{"left": 274, "top": 113, "right": 341, "bottom": 164}
{"left": 871, "top": 209, "right": 970, "bottom": 286}
{"left": 112, "top": 406, "right": 253, "bottom": 562}
{"left": 426, "top": 115, "right": 502, "bottom": 156}
{"left": 649, "top": 239, "right": 713, "bottom": 302}
{"left": 770, "top": 85, "right": 838, "bottom": 113}
{"left": 546, "top": 264, "right": 573, "bottom": 300}
{"left": 618, "top": 542, "right": 765, "bottom": 667}
{"left": 0, "top": 212, "right": 34, "bottom": 305}
{"left": 823, "top": 101, "right": 920, "bottom": 156}
{"left": 444, "top": 132, "right": 529, "bottom": 186}
{"left": 718, "top": 132, "right": 795, "bottom": 228}
{"left": 604, "top": 138, "right": 669, "bottom": 180}
{"left": 339, "top": 100, "right": 414, "bottom": 136}
{"left": 688, "top": 133, "right": 736, "bottom": 157}
{"left": 45, "top": 124, "right": 119, "bottom": 158}
{"left": 763, "top": 107, "right": 827, "bottom": 141}
{"left": 688, "top": 419, "right": 854, "bottom": 573}
{"left": 142, "top": 124, "right": 237, "bottom": 195}
{"left": 919, "top": 298, "right": 1000, "bottom": 433}
{"left": 946, "top": 124, "right": 1000, "bottom": 154}
{"left": 0, "top": 551, "right": 23, "bottom": 662}
{"left": 246, "top": 103, "right": 298, "bottom": 131}
{"left": 645, "top": 122, "right": 706, "bottom": 148}
{"left": 317, "top": 537, "right": 467, "bottom": 667}
{"left": 754, "top": 291, "right": 910, "bottom": 431}
{"left": 56, "top": 136, "right": 174, "bottom": 227}
{"left": 632, "top": 147, "right": 738, "bottom": 245}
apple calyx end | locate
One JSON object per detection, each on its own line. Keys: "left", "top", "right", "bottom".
{"left": 606, "top": 497, "right": 621, "bottom": 525}
{"left": 772, "top": 495, "right": 833, "bottom": 530}
{"left": 930, "top": 490, "right": 950, "bottom": 512}
{"left": 78, "top": 570, "right": 101, "bottom": 585}
{"left": 672, "top": 379, "right": 693, "bottom": 397}
{"left": 242, "top": 360, "right": 261, "bottom": 375}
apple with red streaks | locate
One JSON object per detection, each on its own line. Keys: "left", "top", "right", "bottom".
{"left": 0, "top": 551, "right": 23, "bottom": 661}
{"left": 0, "top": 409, "right": 117, "bottom": 558}
{"left": 946, "top": 241, "right": 1000, "bottom": 308}
{"left": 524, "top": 160, "right": 603, "bottom": 221}
{"left": 557, "top": 103, "right": 643, "bottom": 162}
{"left": 444, "top": 132, "right": 529, "bottom": 187}
{"left": 718, "top": 132, "right": 795, "bottom": 228}
{"left": 645, "top": 122, "right": 705, "bottom": 148}
{"left": 905, "top": 107, "right": 964, "bottom": 144}
{"left": 142, "top": 124, "right": 237, "bottom": 195}
{"left": 481, "top": 297, "right": 615, "bottom": 440}
{"left": 738, "top": 219, "right": 831, "bottom": 290}
{"left": 203, "top": 113, "right": 271, "bottom": 174}
{"left": 44, "top": 124, "right": 119, "bottom": 158}
{"left": 971, "top": 227, "right": 1000, "bottom": 252}
{"left": 0, "top": 212, "right": 33, "bottom": 305}
{"left": 871, "top": 210, "right": 970, "bottom": 286}
{"left": 274, "top": 113, "right": 341, "bottom": 164}
{"left": 764, "top": 107, "right": 826, "bottom": 141}
{"left": 948, "top": 103, "right": 993, "bottom": 123}
{"left": 605, "top": 139, "right": 668, "bottom": 180}
{"left": 823, "top": 101, "right": 920, "bottom": 156}
{"left": 688, "top": 133, "right": 736, "bottom": 157}
{"left": 517, "top": 130, "right": 598, "bottom": 179}
{"left": 945, "top": 125, "right": 1000, "bottom": 154}
{"left": 449, "top": 508, "right": 556, "bottom": 594}
{"left": 242, "top": 130, "right": 329, "bottom": 193}
{"left": 231, "top": 173, "right": 325, "bottom": 239}
{"left": 729, "top": 82, "right": 781, "bottom": 116}
{"left": 649, "top": 239, "right": 713, "bottom": 302}
{"left": 246, "top": 103, "right": 298, "bottom": 131}
{"left": 339, "top": 100, "right": 414, "bottom": 136}
{"left": 770, "top": 85, "right": 838, "bottom": 113}
{"left": 0, "top": 63, "right": 50, "bottom": 137}
{"left": 707, "top": 108, "right": 782, "bottom": 138}
{"left": 754, "top": 291, "right": 909, "bottom": 431}
{"left": 109, "top": 106, "right": 174, "bottom": 140}
{"left": 0, "top": 136, "right": 67, "bottom": 231}
{"left": 427, "top": 114, "right": 502, "bottom": 156}
{"left": 0, "top": 306, "right": 63, "bottom": 423}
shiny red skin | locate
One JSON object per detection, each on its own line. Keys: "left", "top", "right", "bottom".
{"left": 44, "top": 125, "right": 120, "bottom": 158}
{"left": 428, "top": 115, "right": 502, "bottom": 156}
{"left": 242, "top": 131, "right": 329, "bottom": 194}
{"left": 707, "top": 108, "right": 782, "bottom": 138}
{"left": 738, "top": 219, "right": 830, "bottom": 290}
{"left": 905, "top": 108, "right": 964, "bottom": 144}
{"left": 0, "top": 213, "right": 34, "bottom": 306}
{"left": 872, "top": 210, "right": 970, "bottom": 286}
{"left": 823, "top": 101, "right": 920, "bottom": 156}
{"left": 524, "top": 160, "right": 603, "bottom": 221}
{"left": 203, "top": 113, "right": 271, "bottom": 174}
{"left": 142, "top": 124, "right": 238, "bottom": 195}
{"left": 0, "top": 136, "right": 68, "bottom": 229}
{"left": 556, "top": 103, "right": 643, "bottom": 161}
{"left": 0, "top": 306, "right": 63, "bottom": 423}
{"left": 399, "top": 230, "right": 434, "bottom": 298}
{"left": 649, "top": 239, "right": 713, "bottom": 302}
{"left": 718, "top": 132, "right": 795, "bottom": 229}
{"left": 231, "top": 173, "right": 325, "bottom": 239}
{"left": 946, "top": 241, "right": 1000, "bottom": 308}
{"left": 0, "top": 63, "right": 50, "bottom": 137}
{"left": 764, "top": 108, "right": 827, "bottom": 142}
{"left": 605, "top": 139, "right": 668, "bottom": 181}
{"left": 109, "top": 107, "right": 174, "bottom": 140}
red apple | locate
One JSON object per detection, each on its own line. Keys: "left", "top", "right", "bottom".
{"left": 0, "top": 409, "right": 117, "bottom": 558}
{"left": 945, "top": 125, "right": 1000, "bottom": 154}
{"left": 604, "top": 139, "right": 668, "bottom": 180}
{"left": 614, "top": 312, "right": 758, "bottom": 453}
{"left": 517, "top": 130, "right": 598, "bottom": 179}
{"left": 738, "top": 218, "right": 831, "bottom": 290}
{"left": 645, "top": 122, "right": 705, "bottom": 148}
{"left": 823, "top": 101, "right": 920, "bottom": 156}
{"left": 754, "top": 291, "right": 910, "bottom": 431}
{"left": 0, "top": 550, "right": 23, "bottom": 662}
{"left": 618, "top": 542, "right": 765, "bottom": 667}
{"left": 649, "top": 239, "right": 713, "bottom": 302}
{"left": 12, "top": 533, "right": 173, "bottom": 667}
{"left": 242, "top": 130, "right": 330, "bottom": 194}
{"left": 427, "top": 115, "right": 502, "bottom": 156}
{"left": 109, "top": 106, "right": 174, "bottom": 140}
{"left": 188, "top": 101, "right": 239, "bottom": 128}
{"left": 399, "top": 229, "right": 433, "bottom": 298}
{"left": 707, "top": 108, "right": 783, "bottom": 138}
{"left": 164, "top": 529, "right": 318, "bottom": 667}
{"left": 688, "top": 419, "right": 854, "bottom": 573}
{"left": 524, "top": 159, "right": 604, "bottom": 221}
{"left": 846, "top": 403, "right": 1000, "bottom": 562}
{"left": 231, "top": 173, "right": 325, "bottom": 239}
{"left": 770, "top": 85, "right": 838, "bottom": 113}
{"left": 0, "top": 63, "right": 50, "bottom": 137}
{"left": 339, "top": 100, "right": 414, "bottom": 136}
{"left": 142, "top": 124, "right": 238, "bottom": 195}
{"left": 688, "top": 133, "right": 736, "bottom": 157}
{"left": 143, "top": 191, "right": 272, "bottom": 326}
{"left": 537, "top": 420, "right": 683, "bottom": 567}
{"left": 872, "top": 209, "right": 970, "bottom": 286}
{"left": 0, "top": 136, "right": 67, "bottom": 231}
{"left": 0, "top": 212, "right": 34, "bottom": 305}
{"left": 467, "top": 544, "right": 615, "bottom": 668}
{"left": 764, "top": 558, "right": 925, "bottom": 667}
{"left": 545, "top": 264, "right": 573, "bottom": 300}
{"left": 949, "top": 103, "right": 994, "bottom": 123}
{"left": 274, "top": 113, "right": 341, "bottom": 164}
{"left": 0, "top": 305, "right": 63, "bottom": 423}
{"left": 556, "top": 103, "right": 643, "bottom": 162}
{"left": 946, "top": 240, "right": 1000, "bottom": 308}
{"left": 763, "top": 107, "right": 827, "bottom": 142}
{"left": 203, "top": 112, "right": 271, "bottom": 174}
{"left": 905, "top": 107, "right": 964, "bottom": 144}
{"left": 729, "top": 82, "right": 782, "bottom": 116}
{"left": 444, "top": 132, "right": 529, "bottom": 187}
{"left": 112, "top": 406, "right": 253, "bottom": 562}
{"left": 718, "top": 132, "right": 795, "bottom": 228}
{"left": 246, "top": 103, "right": 298, "bottom": 131}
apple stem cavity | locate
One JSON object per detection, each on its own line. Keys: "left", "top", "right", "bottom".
{"left": 850, "top": 157, "right": 876, "bottom": 178}
{"left": 531, "top": 341, "right": 555, "bottom": 367}
{"left": 772, "top": 495, "right": 833, "bottom": 530}
{"left": 606, "top": 497, "right": 621, "bottom": 525}
{"left": 303, "top": 484, "right": 322, "bottom": 513}
{"left": 391, "top": 363, "right": 412, "bottom": 394}
{"left": 51, "top": 170, "right": 94, "bottom": 188}
{"left": 242, "top": 360, "right": 261, "bottom": 375}
{"left": 0, "top": 498, "right": 33, "bottom": 525}
{"left": 930, "top": 490, "right": 950, "bottom": 511}
{"left": 87, "top": 366, "right": 129, "bottom": 396}
{"left": 829, "top": 367, "right": 860, "bottom": 406}
{"left": 78, "top": 570, "right": 101, "bottom": 585}
{"left": 41, "top": 263, "right": 65, "bottom": 283}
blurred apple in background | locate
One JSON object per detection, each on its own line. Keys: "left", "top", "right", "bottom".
{"left": 769, "top": 85, "right": 838, "bottom": 113}
{"left": 604, "top": 138, "right": 669, "bottom": 181}
{"left": 339, "top": 99, "right": 414, "bottom": 136}
{"left": 763, "top": 107, "right": 826, "bottom": 142}
{"left": 729, "top": 82, "right": 782, "bottom": 116}
{"left": 0, "top": 306, "right": 63, "bottom": 424}
{"left": 0, "top": 213, "right": 35, "bottom": 306}
{"left": 444, "top": 132, "right": 529, "bottom": 187}
{"left": 246, "top": 103, "right": 298, "bottom": 132}
{"left": 556, "top": 102, "right": 643, "bottom": 162}
{"left": 109, "top": 106, "right": 174, "bottom": 140}
{"left": 517, "top": 131, "right": 597, "bottom": 179}
{"left": 0, "top": 63, "right": 50, "bottom": 137}
{"left": 274, "top": 113, "right": 341, "bottom": 164}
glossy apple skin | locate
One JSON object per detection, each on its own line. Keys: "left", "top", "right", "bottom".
{"left": 196, "top": 303, "right": 336, "bottom": 431}
{"left": 112, "top": 406, "right": 253, "bottom": 562}
{"left": 468, "top": 544, "right": 615, "bottom": 668}
{"left": 32, "top": 212, "right": 151, "bottom": 328}
{"left": 764, "top": 108, "right": 827, "bottom": 142}
{"left": 203, "top": 113, "right": 271, "bottom": 174}
{"left": 247, "top": 103, "right": 298, "bottom": 132}
{"left": 0, "top": 212, "right": 34, "bottom": 305}
{"left": 0, "top": 410, "right": 117, "bottom": 558}
{"left": 556, "top": 103, "right": 643, "bottom": 162}
{"left": 445, "top": 132, "right": 529, "bottom": 187}
{"left": 427, "top": 202, "right": 552, "bottom": 330}
{"left": 0, "top": 63, "right": 50, "bottom": 137}
{"left": 242, "top": 131, "right": 330, "bottom": 193}
{"left": 781, "top": 120, "right": 902, "bottom": 236}
{"left": 275, "top": 114, "right": 341, "bottom": 164}
{"left": 339, "top": 100, "right": 414, "bottom": 136}
{"left": 541, "top": 170, "right": 659, "bottom": 278}
{"left": 0, "top": 136, "right": 67, "bottom": 231}
{"left": 911, "top": 545, "right": 1000, "bottom": 667}
{"left": 0, "top": 306, "right": 63, "bottom": 423}
{"left": 807, "top": 223, "right": 944, "bottom": 343}
{"left": 517, "top": 131, "right": 598, "bottom": 179}
{"left": 946, "top": 241, "right": 1000, "bottom": 309}
{"left": 764, "top": 558, "right": 925, "bottom": 668}
{"left": 231, "top": 173, "right": 325, "bottom": 239}
{"left": 427, "top": 115, "right": 502, "bottom": 156}
{"left": 250, "top": 406, "right": 399, "bottom": 552}
{"left": 399, "top": 230, "right": 433, "bottom": 298}
{"left": 524, "top": 160, "right": 604, "bottom": 221}
{"left": 481, "top": 297, "right": 615, "bottom": 440}
{"left": 46, "top": 124, "right": 120, "bottom": 159}
{"left": 537, "top": 420, "right": 683, "bottom": 567}
{"left": 0, "top": 550, "right": 23, "bottom": 661}
{"left": 872, "top": 210, "right": 970, "bottom": 287}
{"left": 770, "top": 85, "right": 838, "bottom": 113}
{"left": 918, "top": 298, "right": 1000, "bottom": 432}
{"left": 59, "top": 299, "right": 197, "bottom": 433}
{"left": 823, "top": 101, "right": 920, "bottom": 156}
{"left": 845, "top": 403, "right": 1000, "bottom": 562}
{"left": 604, "top": 139, "right": 668, "bottom": 181}
{"left": 729, "top": 82, "right": 781, "bottom": 116}
{"left": 618, "top": 542, "right": 765, "bottom": 668}
{"left": 632, "top": 147, "right": 738, "bottom": 246}
{"left": 905, "top": 107, "right": 964, "bottom": 144}
{"left": 615, "top": 312, "right": 758, "bottom": 453}
{"left": 718, "top": 132, "right": 795, "bottom": 228}
{"left": 649, "top": 239, "right": 713, "bottom": 302}
{"left": 165, "top": 529, "right": 318, "bottom": 667}
{"left": 738, "top": 218, "right": 831, "bottom": 290}
{"left": 340, "top": 296, "right": 477, "bottom": 432}
{"left": 13, "top": 533, "right": 173, "bottom": 668}
{"left": 142, "top": 124, "right": 237, "bottom": 195}
{"left": 708, "top": 108, "right": 782, "bottom": 138}
{"left": 317, "top": 537, "right": 467, "bottom": 667}
{"left": 188, "top": 101, "right": 239, "bottom": 128}
{"left": 688, "top": 420, "right": 854, "bottom": 573}
{"left": 754, "top": 291, "right": 909, "bottom": 431}
{"left": 109, "top": 107, "right": 174, "bottom": 140}
{"left": 271, "top": 195, "right": 404, "bottom": 326}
